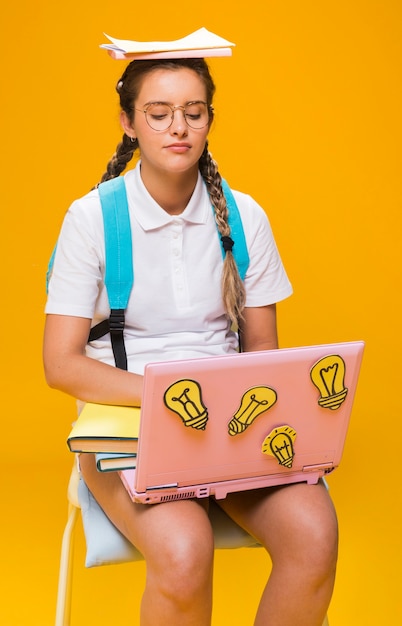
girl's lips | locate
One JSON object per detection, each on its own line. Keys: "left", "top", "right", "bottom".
{"left": 165, "top": 143, "right": 191, "bottom": 152}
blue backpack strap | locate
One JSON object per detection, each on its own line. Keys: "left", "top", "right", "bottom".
{"left": 99, "top": 177, "right": 134, "bottom": 309}
{"left": 218, "top": 180, "right": 250, "bottom": 281}
{"left": 89, "top": 177, "right": 133, "bottom": 370}
{"left": 46, "top": 243, "right": 58, "bottom": 293}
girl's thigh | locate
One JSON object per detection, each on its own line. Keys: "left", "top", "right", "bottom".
{"left": 216, "top": 481, "right": 338, "bottom": 562}
{"left": 79, "top": 452, "right": 215, "bottom": 565}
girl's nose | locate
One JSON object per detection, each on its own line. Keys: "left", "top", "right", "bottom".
{"left": 170, "top": 107, "right": 188, "bottom": 135}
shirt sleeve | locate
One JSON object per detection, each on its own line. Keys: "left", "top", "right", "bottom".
{"left": 232, "top": 191, "right": 293, "bottom": 307}
{"left": 45, "top": 192, "right": 107, "bottom": 320}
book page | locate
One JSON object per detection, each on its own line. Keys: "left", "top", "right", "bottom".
{"left": 100, "top": 27, "right": 235, "bottom": 54}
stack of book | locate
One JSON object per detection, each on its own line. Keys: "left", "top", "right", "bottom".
{"left": 67, "top": 403, "right": 140, "bottom": 472}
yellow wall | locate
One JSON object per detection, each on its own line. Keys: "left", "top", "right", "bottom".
{"left": 1, "top": 1, "right": 401, "bottom": 624}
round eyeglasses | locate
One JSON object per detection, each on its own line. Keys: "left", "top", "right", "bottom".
{"left": 135, "top": 101, "right": 213, "bottom": 131}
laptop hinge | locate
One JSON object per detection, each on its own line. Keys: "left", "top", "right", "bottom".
{"left": 303, "top": 462, "right": 334, "bottom": 474}
{"left": 146, "top": 483, "right": 178, "bottom": 491}
{"left": 145, "top": 484, "right": 211, "bottom": 499}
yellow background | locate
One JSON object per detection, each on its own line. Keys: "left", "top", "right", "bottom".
{"left": 1, "top": 1, "right": 401, "bottom": 624}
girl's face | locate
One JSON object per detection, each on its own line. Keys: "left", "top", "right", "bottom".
{"left": 121, "top": 67, "right": 211, "bottom": 179}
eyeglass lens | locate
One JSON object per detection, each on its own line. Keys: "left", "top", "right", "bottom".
{"left": 144, "top": 102, "right": 209, "bottom": 131}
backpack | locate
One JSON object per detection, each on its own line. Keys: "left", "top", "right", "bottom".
{"left": 48, "top": 176, "right": 249, "bottom": 370}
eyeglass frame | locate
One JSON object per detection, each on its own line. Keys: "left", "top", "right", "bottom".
{"left": 133, "top": 100, "right": 214, "bottom": 131}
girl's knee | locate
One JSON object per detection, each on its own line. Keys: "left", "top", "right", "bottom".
{"left": 292, "top": 502, "right": 338, "bottom": 579}
{"left": 265, "top": 484, "right": 338, "bottom": 575}
{"left": 147, "top": 526, "right": 214, "bottom": 600}
{"left": 151, "top": 553, "right": 213, "bottom": 611}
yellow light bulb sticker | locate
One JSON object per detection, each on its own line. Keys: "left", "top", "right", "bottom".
{"left": 262, "top": 425, "right": 297, "bottom": 468}
{"left": 164, "top": 379, "right": 208, "bottom": 430}
{"left": 228, "top": 386, "right": 277, "bottom": 436}
{"left": 310, "top": 354, "right": 348, "bottom": 410}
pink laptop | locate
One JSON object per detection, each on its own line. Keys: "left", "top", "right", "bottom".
{"left": 119, "top": 341, "right": 364, "bottom": 504}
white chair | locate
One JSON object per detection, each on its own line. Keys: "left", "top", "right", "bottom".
{"left": 55, "top": 464, "right": 329, "bottom": 626}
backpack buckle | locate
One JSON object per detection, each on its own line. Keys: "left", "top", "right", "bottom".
{"left": 109, "top": 309, "right": 128, "bottom": 370}
{"left": 109, "top": 309, "right": 125, "bottom": 332}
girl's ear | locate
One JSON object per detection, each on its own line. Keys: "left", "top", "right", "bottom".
{"left": 120, "top": 111, "right": 136, "bottom": 140}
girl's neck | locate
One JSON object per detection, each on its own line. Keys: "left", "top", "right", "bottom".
{"left": 140, "top": 165, "right": 199, "bottom": 215}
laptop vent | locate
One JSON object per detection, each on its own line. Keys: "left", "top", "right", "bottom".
{"left": 160, "top": 491, "right": 196, "bottom": 502}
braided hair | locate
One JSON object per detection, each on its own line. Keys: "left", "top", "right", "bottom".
{"left": 97, "top": 58, "right": 245, "bottom": 325}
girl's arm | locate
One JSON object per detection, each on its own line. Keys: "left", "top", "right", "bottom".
{"left": 239, "top": 304, "right": 279, "bottom": 353}
{"left": 43, "top": 314, "right": 143, "bottom": 406}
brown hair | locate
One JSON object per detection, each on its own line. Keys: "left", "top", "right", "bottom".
{"left": 97, "top": 58, "right": 245, "bottom": 325}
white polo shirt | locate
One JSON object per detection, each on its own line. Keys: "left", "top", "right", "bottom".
{"left": 46, "top": 163, "right": 293, "bottom": 374}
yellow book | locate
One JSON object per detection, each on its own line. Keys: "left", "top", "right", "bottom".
{"left": 67, "top": 403, "right": 140, "bottom": 454}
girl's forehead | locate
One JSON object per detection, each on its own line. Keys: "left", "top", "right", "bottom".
{"left": 136, "top": 67, "right": 207, "bottom": 101}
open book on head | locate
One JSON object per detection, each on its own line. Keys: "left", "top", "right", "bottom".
{"left": 100, "top": 27, "right": 235, "bottom": 60}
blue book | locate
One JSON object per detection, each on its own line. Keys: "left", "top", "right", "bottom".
{"left": 95, "top": 452, "right": 137, "bottom": 472}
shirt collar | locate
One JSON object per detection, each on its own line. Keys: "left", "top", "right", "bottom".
{"left": 124, "top": 163, "right": 210, "bottom": 231}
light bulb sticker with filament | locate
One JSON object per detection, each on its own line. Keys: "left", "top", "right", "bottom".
{"left": 262, "top": 425, "right": 297, "bottom": 468}
{"left": 310, "top": 354, "right": 348, "bottom": 410}
{"left": 164, "top": 379, "right": 208, "bottom": 430}
{"left": 228, "top": 386, "right": 277, "bottom": 436}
